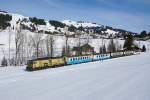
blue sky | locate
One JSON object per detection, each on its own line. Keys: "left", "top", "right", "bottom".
{"left": 0, "top": 0, "right": 150, "bottom": 33}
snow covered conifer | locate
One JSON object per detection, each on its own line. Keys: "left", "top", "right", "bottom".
{"left": 123, "top": 34, "right": 134, "bottom": 50}
{"left": 142, "top": 45, "right": 146, "bottom": 52}
{"left": 1, "top": 57, "right": 7, "bottom": 67}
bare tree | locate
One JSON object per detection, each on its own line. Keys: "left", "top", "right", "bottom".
{"left": 45, "top": 34, "right": 54, "bottom": 57}
{"left": 25, "top": 35, "right": 35, "bottom": 61}
{"left": 76, "top": 30, "right": 82, "bottom": 56}
{"left": 46, "top": 35, "right": 50, "bottom": 57}
{"left": 50, "top": 35, "right": 54, "bottom": 57}
{"left": 65, "top": 35, "right": 69, "bottom": 56}
{"left": 0, "top": 45, "right": 7, "bottom": 66}
{"left": 15, "top": 27, "right": 25, "bottom": 65}
{"left": 8, "top": 27, "right": 12, "bottom": 66}
{"left": 78, "top": 36, "right": 82, "bottom": 55}
{"left": 64, "top": 27, "right": 70, "bottom": 56}
{"left": 64, "top": 32, "right": 70, "bottom": 56}
{"left": 115, "top": 39, "right": 120, "bottom": 51}
{"left": 62, "top": 46, "right": 66, "bottom": 56}
{"left": 107, "top": 38, "right": 116, "bottom": 53}
{"left": 99, "top": 44, "right": 106, "bottom": 54}
{"left": 31, "top": 32, "right": 43, "bottom": 58}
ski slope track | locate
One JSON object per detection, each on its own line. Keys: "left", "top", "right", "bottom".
{"left": 0, "top": 52, "right": 150, "bottom": 100}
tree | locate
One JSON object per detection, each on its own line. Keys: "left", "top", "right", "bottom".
{"left": 107, "top": 39, "right": 116, "bottom": 53}
{"left": 142, "top": 45, "right": 146, "bottom": 52}
{"left": 103, "top": 44, "right": 106, "bottom": 53}
{"left": 68, "top": 25, "right": 77, "bottom": 32}
{"left": 31, "top": 32, "right": 43, "bottom": 58}
{"left": 50, "top": 35, "right": 54, "bottom": 57}
{"left": 78, "top": 36, "right": 82, "bottom": 55}
{"left": 123, "top": 34, "right": 134, "bottom": 50}
{"left": 29, "top": 17, "right": 46, "bottom": 25}
{"left": 62, "top": 46, "right": 66, "bottom": 56}
{"left": 78, "top": 26, "right": 84, "bottom": 31}
{"left": 140, "top": 30, "right": 147, "bottom": 38}
{"left": 0, "top": 14, "right": 12, "bottom": 29}
{"left": 99, "top": 44, "right": 106, "bottom": 54}
{"left": 49, "top": 20, "right": 66, "bottom": 28}
{"left": 99, "top": 46, "right": 103, "bottom": 54}
{"left": 1, "top": 57, "right": 7, "bottom": 67}
{"left": 65, "top": 34, "right": 69, "bottom": 56}
{"left": 115, "top": 39, "right": 120, "bottom": 51}
{"left": 15, "top": 27, "right": 25, "bottom": 65}
{"left": 45, "top": 35, "right": 54, "bottom": 57}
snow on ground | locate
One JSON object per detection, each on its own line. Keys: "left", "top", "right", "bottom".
{"left": 0, "top": 52, "right": 150, "bottom": 100}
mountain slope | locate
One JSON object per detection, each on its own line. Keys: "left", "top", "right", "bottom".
{"left": 0, "top": 11, "right": 137, "bottom": 38}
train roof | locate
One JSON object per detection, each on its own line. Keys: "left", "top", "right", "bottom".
{"left": 28, "top": 50, "right": 134, "bottom": 61}
{"left": 28, "top": 56, "right": 64, "bottom": 61}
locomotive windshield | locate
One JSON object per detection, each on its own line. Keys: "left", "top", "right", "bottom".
{"left": 27, "top": 60, "right": 33, "bottom": 67}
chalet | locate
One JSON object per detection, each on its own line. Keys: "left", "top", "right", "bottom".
{"left": 71, "top": 43, "right": 94, "bottom": 55}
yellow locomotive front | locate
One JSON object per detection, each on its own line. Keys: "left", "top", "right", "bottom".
{"left": 26, "top": 58, "right": 52, "bottom": 71}
{"left": 26, "top": 57, "right": 66, "bottom": 71}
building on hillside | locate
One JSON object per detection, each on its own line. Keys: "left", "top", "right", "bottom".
{"left": 71, "top": 43, "right": 94, "bottom": 56}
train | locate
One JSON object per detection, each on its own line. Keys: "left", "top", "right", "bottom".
{"left": 26, "top": 50, "right": 135, "bottom": 71}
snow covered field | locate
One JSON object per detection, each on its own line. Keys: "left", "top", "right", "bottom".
{"left": 0, "top": 52, "right": 150, "bottom": 100}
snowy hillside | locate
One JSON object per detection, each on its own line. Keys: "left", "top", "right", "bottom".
{"left": 62, "top": 20, "right": 101, "bottom": 28}
{"left": 0, "top": 52, "right": 150, "bottom": 100}
{"left": 0, "top": 11, "right": 137, "bottom": 36}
